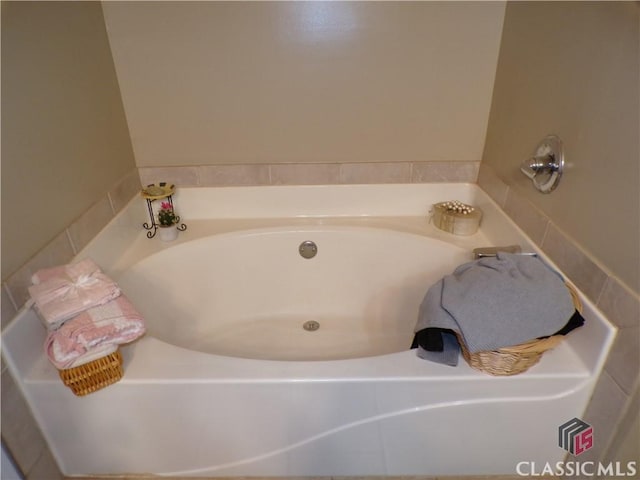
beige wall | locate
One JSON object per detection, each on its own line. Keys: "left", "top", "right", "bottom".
{"left": 102, "top": 1, "right": 505, "bottom": 167}
{"left": 1, "top": 3, "right": 138, "bottom": 478}
{"left": 1, "top": 1, "right": 136, "bottom": 280}
{"left": 480, "top": 1, "right": 639, "bottom": 465}
{"left": 483, "top": 1, "right": 639, "bottom": 293}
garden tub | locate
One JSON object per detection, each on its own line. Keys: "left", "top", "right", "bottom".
{"left": 2, "top": 183, "right": 615, "bottom": 477}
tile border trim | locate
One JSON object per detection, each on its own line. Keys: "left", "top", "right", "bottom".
{"left": 137, "top": 161, "right": 481, "bottom": 187}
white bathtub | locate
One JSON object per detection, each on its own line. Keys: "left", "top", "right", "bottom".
{"left": 118, "top": 226, "right": 471, "bottom": 361}
{"left": 2, "top": 184, "right": 616, "bottom": 477}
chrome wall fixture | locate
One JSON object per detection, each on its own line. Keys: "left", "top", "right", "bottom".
{"left": 520, "top": 134, "right": 564, "bottom": 193}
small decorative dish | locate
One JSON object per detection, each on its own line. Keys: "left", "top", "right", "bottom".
{"left": 141, "top": 182, "right": 175, "bottom": 200}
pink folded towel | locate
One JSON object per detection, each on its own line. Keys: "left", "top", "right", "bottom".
{"left": 29, "top": 260, "right": 121, "bottom": 330}
{"left": 44, "top": 295, "right": 146, "bottom": 369}
{"left": 31, "top": 258, "right": 101, "bottom": 285}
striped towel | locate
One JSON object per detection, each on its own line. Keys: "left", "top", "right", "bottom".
{"left": 44, "top": 294, "right": 146, "bottom": 369}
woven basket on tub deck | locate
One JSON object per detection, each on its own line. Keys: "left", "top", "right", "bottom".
{"left": 458, "top": 283, "right": 582, "bottom": 376}
{"left": 58, "top": 349, "right": 123, "bottom": 396}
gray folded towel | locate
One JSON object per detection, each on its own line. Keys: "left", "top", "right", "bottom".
{"left": 415, "top": 253, "right": 575, "bottom": 356}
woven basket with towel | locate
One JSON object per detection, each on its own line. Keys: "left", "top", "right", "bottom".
{"left": 457, "top": 283, "right": 581, "bottom": 375}
{"left": 412, "top": 253, "right": 584, "bottom": 376}
{"left": 29, "top": 258, "right": 145, "bottom": 395}
{"left": 58, "top": 350, "right": 124, "bottom": 396}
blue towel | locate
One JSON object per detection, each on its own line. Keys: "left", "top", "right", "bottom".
{"left": 414, "top": 253, "right": 576, "bottom": 364}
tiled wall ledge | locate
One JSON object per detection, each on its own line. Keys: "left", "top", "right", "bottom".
{"left": 477, "top": 163, "right": 640, "bottom": 466}
{"left": 138, "top": 161, "right": 480, "bottom": 187}
{"left": 1, "top": 169, "right": 141, "bottom": 322}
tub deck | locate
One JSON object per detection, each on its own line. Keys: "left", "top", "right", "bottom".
{"left": 2, "top": 184, "right": 616, "bottom": 477}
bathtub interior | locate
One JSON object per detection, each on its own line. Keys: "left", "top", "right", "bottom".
{"left": 1, "top": 183, "right": 617, "bottom": 477}
{"left": 116, "top": 226, "right": 476, "bottom": 361}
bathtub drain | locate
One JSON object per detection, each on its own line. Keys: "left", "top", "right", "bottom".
{"left": 303, "top": 320, "right": 320, "bottom": 332}
{"left": 299, "top": 241, "right": 318, "bottom": 259}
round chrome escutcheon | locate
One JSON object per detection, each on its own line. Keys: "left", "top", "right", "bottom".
{"left": 299, "top": 240, "right": 318, "bottom": 259}
{"left": 303, "top": 320, "right": 320, "bottom": 331}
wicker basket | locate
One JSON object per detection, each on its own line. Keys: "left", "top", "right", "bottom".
{"left": 58, "top": 349, "right": 123, "bottom": 396}
{"left": 458, "top": 283, "right": 582, "bottom": 376}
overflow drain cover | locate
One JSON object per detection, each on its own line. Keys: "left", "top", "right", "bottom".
{"left": 303, "top": 320, "right": 320, "bottom": 331}
{"left": 299, "top": 241, "right": 318, "bottom": 259}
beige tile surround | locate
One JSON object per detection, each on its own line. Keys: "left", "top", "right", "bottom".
{"left": 478, "top": 163, "right": 640, "bottom": 469}
{"left": 1, "top": 168, "right": 142, "bottom": 322}
{"left": 138, "top": 161, "right": 480, "bottom": 188}
{"left": 2, "top": 162, "right": 638, "bottom": 479}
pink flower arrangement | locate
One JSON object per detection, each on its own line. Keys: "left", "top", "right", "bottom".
{"left": 158, "top": 201, "right": 177, "bottom": 226}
